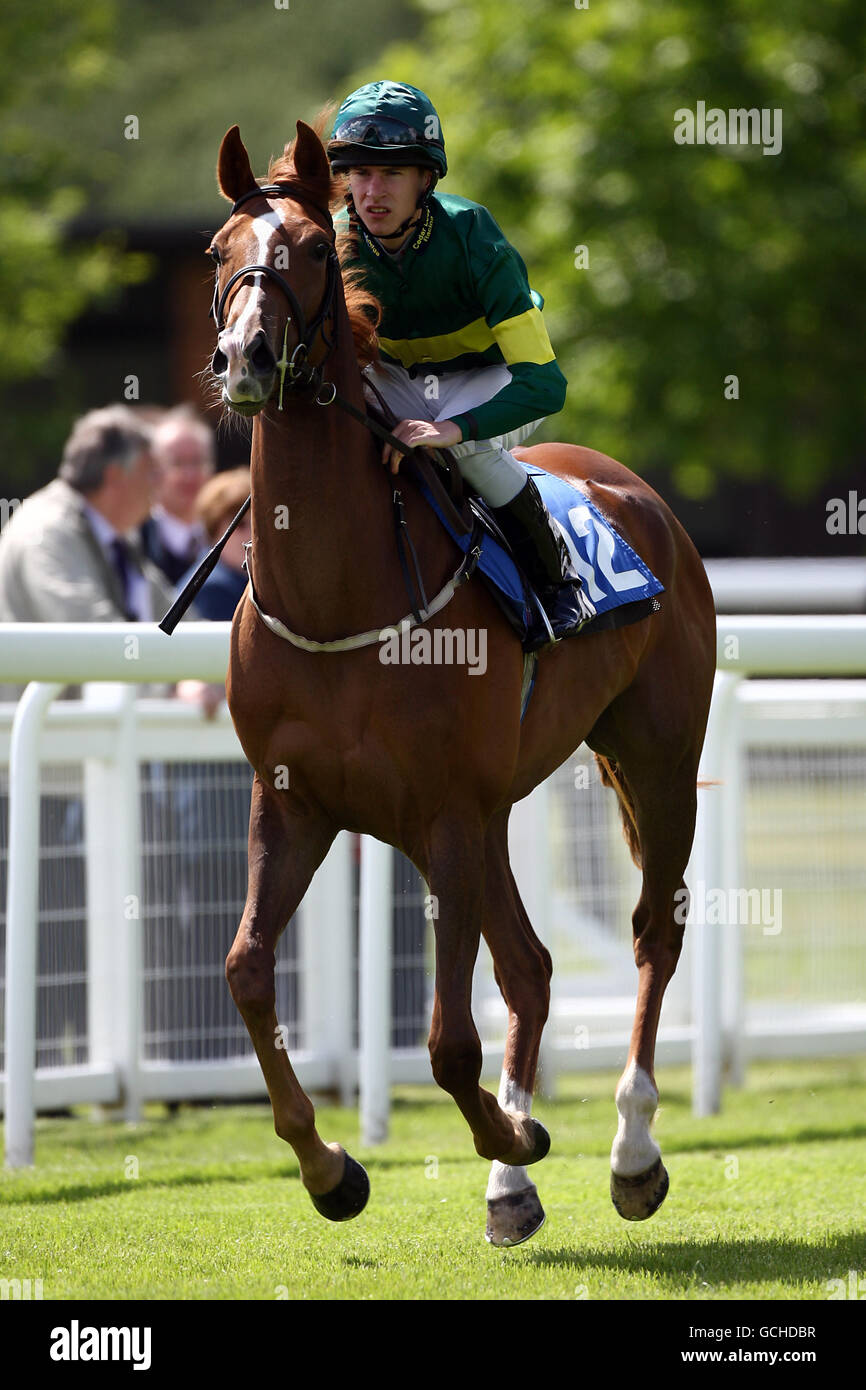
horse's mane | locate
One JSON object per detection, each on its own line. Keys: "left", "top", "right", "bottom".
{"left": 267, "top": 108, "right": 381, "bottom": 370}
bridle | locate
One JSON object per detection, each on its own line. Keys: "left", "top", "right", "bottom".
{"left": 210, "top": 181, "right": 342, "bottom": 409}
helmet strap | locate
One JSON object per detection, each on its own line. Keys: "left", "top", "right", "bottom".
{"left": 388, "top": 179, "right": 436, "bottom": 239}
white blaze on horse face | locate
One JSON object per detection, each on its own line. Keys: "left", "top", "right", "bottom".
{"left": 485, "top": 1074, "right": 532, "bottom": 1200}
{"left": 610, "top": 1060, "right": 661, "bottom": 1176}
{"left": 219, "top": 210, "right": 284, "bottom": 399}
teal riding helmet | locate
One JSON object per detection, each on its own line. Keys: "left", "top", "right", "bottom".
{"left": 327, "top": 80, "right": 447, "bottom": 179}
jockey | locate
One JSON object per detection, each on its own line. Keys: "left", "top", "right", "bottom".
{"left": 327, "top": 80, "right": 593, "bottom": 641}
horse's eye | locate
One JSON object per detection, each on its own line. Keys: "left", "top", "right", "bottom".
{"left": 209, "top": 246, "right": 221, "bottom": 264}
{"left": 311, "top": 242, "right": 330, "bottom": 262}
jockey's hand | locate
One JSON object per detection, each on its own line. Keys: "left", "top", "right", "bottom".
{"left": 382, "top": 418, "right": 463, "bottom": 474}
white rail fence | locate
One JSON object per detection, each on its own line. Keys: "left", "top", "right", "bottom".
{"left": 2, "top": 618, "right": 865, "bottom": 1166}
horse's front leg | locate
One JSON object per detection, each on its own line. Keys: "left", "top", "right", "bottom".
{"left": 480, "top": 808, "right": 552, "bottom": 1246}
{"left": 425, "top": 814, "right": 550, "bottom": 1169}
{"left": 225, "top": 775, "right": 368, "bottom": 1220}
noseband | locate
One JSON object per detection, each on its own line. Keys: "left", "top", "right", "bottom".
{"left": 210, "top": 181, "right": 341, "bottom": 408}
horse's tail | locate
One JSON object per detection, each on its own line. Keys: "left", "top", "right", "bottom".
{"left": 594, "top": 754, "right": 643, "bottom": 870}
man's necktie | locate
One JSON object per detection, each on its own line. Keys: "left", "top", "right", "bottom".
{"left": 110, "top": 537, "right": 134, "bottom": 618}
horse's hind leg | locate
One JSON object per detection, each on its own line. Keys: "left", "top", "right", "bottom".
{"left": 480, "top": 807, "right": 552, "bottom": 1246}
{"left": 225, "top": 775, "right": 368, "bottom": 1220}
{"left": 593, "top": 743, "right": 702, "bottom": 1221}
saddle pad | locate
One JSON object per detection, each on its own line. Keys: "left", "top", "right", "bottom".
{"left": 421, "top": 459, "right": 664, "bottom": 635}
{"left": 521, "top": 463, "right": 665, "bottom": 616}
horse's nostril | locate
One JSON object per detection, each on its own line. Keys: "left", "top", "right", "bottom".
{"left": 248, "top": 332, "right": 276, "bottom": 376}
{"left": 211, "top": 347, "right": 228, "bottom": 377}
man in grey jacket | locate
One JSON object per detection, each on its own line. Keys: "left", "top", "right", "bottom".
{"left": 0, "top": 404, "right": 172, "bottom": 626}
{"left": 0, "top": 406, "right": 182, "bottom": 1070}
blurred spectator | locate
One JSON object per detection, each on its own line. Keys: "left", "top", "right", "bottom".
{"left": 162, "top": 467, "right": 256, "bottom": 1060}
{"left": 140, "top": 405, "right": 215, "bottom": 585}
{"left": 0, "top": 404, "right": 172, "bottom": 1067}
{"left": 175, "top": 467, "right": 251, "bottom": 718}
{"left": 0, "top": 404, "right": 171, "bottom": 628}
{"left": 182, "top": 467, "right": 250, "bottom": 620}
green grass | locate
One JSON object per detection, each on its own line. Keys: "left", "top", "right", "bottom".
{"left": 2, "top": 1058, "right": 865, "bottom": 1300}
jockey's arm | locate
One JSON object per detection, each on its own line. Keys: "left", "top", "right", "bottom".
{"left": 376, "top": 206, "right": 564, "bottom": 471}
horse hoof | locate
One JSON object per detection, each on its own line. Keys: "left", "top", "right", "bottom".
{"left": 485, "top": 1186, "right": 546, "bottom": 1247}
{"left": 610, "top": 1156, "right": 669, "bottom": 1221}
{"left": 521, "top": 1117, "right": 551, "bottom": 1165}
{"left": 310, "top": 1153, "right": 370, "bottom": 1222}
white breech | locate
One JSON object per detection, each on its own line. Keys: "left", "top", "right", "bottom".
{"left": 364, "top": 360, "right": 543, "bottom": 507}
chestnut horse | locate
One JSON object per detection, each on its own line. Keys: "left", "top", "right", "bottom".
{"left": 208, "top": 120, "right": 716, "bottom": 1246}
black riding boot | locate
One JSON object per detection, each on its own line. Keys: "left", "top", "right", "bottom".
{"left": 492, "top": 477, "right": 595, "bottom": 643}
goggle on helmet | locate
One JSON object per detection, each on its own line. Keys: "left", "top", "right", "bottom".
{"left": 327, "top": 114, "right": 447, "bottom": 178}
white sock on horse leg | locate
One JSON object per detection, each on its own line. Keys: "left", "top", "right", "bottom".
{"left": 610, "top": 1060, "right": 661, "bottom": 1176}
{"left": 485, "top": 1074, "right": 533, "bottom": 1199}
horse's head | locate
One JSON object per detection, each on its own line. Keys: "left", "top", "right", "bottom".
{"left": 208, "top": 122, "right": 339, "bottom": 416}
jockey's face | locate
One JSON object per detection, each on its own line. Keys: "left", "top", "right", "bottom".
{"left": 347, "top": 166, "right": 431, "bottom": 241}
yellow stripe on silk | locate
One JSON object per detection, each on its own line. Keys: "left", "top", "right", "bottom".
{"left": 378, "top": 305, "right": 556, "bottom": 370}
{"left": 490, "top": 306, "right": 556, "bottom": 367}
{"left": 378, "top": 317, "right": 493, "bottom": 368}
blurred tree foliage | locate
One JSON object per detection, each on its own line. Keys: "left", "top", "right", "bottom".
{"left": 16, "top": 0, "right": 422, "bottom": 223}
{"left": 373, "top": 0, "right": 865, "bottom": 500}
{"left": 0, "top": 0, "right": 150, "bottom": 388}
{"left": 2, "top": 0, "right": 861, "bottom": 507}
{"left": 0, "top": 0, "right": 420, "bottom": 493}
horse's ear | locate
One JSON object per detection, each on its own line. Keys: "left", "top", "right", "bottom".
{"left": 291, "top": 120, "right": 331, "bottom": 190}
{"left": 217, "top": 125, "right": 257, "bottom": 202}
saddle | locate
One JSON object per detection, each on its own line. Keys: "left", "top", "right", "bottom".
{"left": 362, "top": 383, "right": 663, "bottom": 651}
